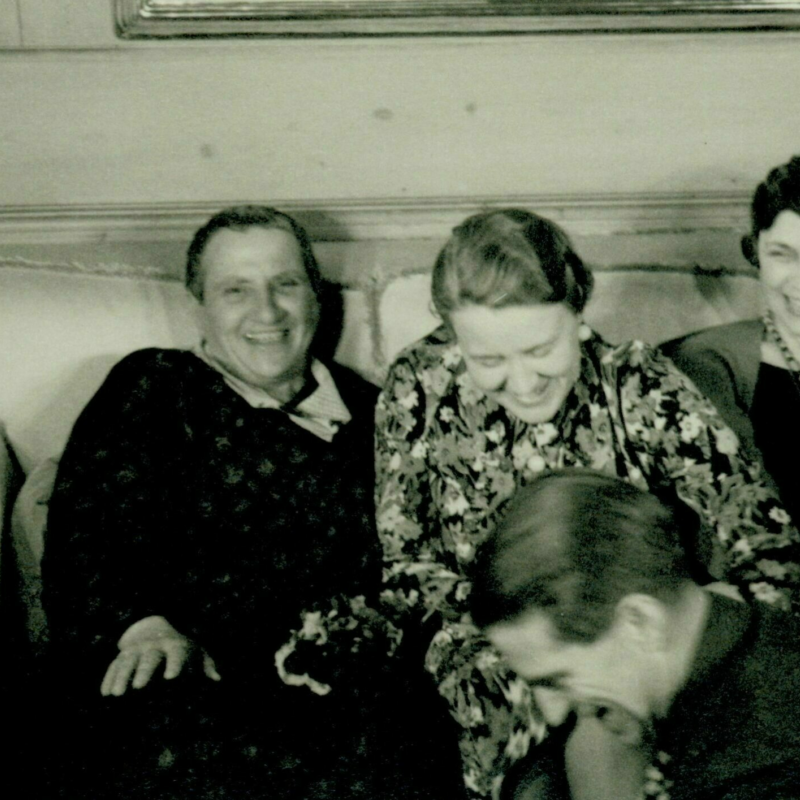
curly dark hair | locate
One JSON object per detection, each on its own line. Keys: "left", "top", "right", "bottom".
{"left": 742, "top": 156, "right": 800, "bottom": 267}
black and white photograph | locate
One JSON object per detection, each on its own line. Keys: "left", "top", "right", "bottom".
{"left": 2, "top": 1, "right": 800, "bottom": 798}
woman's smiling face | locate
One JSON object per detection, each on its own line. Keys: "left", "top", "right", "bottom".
{"left": 450, "top": 302, "right": 582, "bottom": 425}
{"left": 196, "top": 225, "right": 319, "bottom": 403}
{"left": 759, "top": 209, "right": 800, "bottom": 339}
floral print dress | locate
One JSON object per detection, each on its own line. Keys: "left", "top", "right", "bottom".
{"left": 284, "top": 325, "right": 800, "bottom": 799}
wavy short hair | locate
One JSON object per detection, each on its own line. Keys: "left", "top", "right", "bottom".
{"left": 185, "top": 205, "right": 322, "bottom": 301}
{"left": 469, "top": 470, "right": 703, "bottom": 643}
{"left": 742, "top": 155, "right": 800, "bottom": 267}
{"left": 431, "top": 209, "right": 593, "bottom": 326}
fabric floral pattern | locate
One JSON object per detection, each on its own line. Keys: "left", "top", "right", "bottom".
{"left": 285, "top": 325, "right": 800, "bottom": 799}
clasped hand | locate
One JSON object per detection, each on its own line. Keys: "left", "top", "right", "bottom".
{"left": 100, "top": 615, "right": 221, "bottom": 697}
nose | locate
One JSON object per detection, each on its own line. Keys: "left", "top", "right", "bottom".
{"left": 506, "top": 359, "right": 544, "bottom": 398}
{"left": 252, "top": 285, "right": 284, "bottom": 322}
{"left": 533, "top": 687, "right": 572, "bottom": 727}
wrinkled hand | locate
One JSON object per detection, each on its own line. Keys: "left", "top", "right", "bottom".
{"left": 100, "top": 615, "right": 221, "bottom": 697}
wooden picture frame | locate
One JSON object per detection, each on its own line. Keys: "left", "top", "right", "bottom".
{"left": 115, "top": 1, "right": 800, "bottom": 38}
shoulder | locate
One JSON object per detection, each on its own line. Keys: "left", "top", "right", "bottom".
{"left": 661, "top": 319, "right": 763, "bottom": 362}
{"left": 592, "top": 336, "right": 726, "bottom": 420}
{"left": 93, "top": 348, "right": 212, "bottom": 406}
{"left": 109, "top": 347, "right": 204, "bottom": 378}
{"left": 659, "top": 320, "right": 763, "bottom": 416}
{"left": 385, "top": 325, "right": 459, "bottom": 385}
{"left": 588, "top": 334, "right": 679, "bottom": 383}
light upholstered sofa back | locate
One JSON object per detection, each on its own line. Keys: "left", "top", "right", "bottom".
{"left": 0, "top": 220, "right": 764, "bottom": 651}
{"left": 1, "top": 260, "right": 761, "bottom": 472}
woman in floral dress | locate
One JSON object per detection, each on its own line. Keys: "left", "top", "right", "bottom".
{"left": 286, "top": 209, "right": 800, "bottom": 799}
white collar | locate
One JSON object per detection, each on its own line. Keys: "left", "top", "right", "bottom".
{"left": 194, "top": 343, "right": 351, "bottom": 443}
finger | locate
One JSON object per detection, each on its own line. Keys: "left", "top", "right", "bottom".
{"left": 202, "top": 653, "right": 222, "bottom": 682}
{"left": 100, "top": 659, "right": 121, "bottom": 696}
{"left": 109, "top": 651, "right": 140, "bottom": 697}
{"left": 162, "top": 640, "right": 189, "bottom": 681}
{"left": 131, "top": 648, "right": 165, "bottom": 690}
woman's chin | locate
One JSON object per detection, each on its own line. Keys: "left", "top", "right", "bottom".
{"left": 772, "top": 298, "right": 800, "bottom": 338}
{"left": 504, "top": 397, "right": 560, "bottom": 425}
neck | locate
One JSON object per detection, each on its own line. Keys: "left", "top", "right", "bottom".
{"left": 653, "top": 585, "right": 710, "bottom": 718}
{"left": 201, "top": 341, "right": 311, "bottom": 405}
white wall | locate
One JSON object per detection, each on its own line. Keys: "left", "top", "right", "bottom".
{"left": 1, "top": 1, "right": 799, "bottom": 208}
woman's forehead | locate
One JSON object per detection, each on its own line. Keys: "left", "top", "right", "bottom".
{"left": 450, "top": 303, "right": 576, "bottom": 353}
{"left": 760, "top": 209, "right": 800, "bottom": 246}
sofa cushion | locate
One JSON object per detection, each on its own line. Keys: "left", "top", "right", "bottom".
{"left": 9, "top": 457, "right": 57, "bottom": 649}
{"left": 1, "top": 262, "right": 762, "bottom": 471}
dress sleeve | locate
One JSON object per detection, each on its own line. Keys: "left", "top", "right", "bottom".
{"left": 618, "top": 345, "right": 800, "bottom": 612}
{"left": 374, "top": 354, "right": 463, "bottom": 631}
{"left": 43, "top": 351, "right": 191, "bottom": 662}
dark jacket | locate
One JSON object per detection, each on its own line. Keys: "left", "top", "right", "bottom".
{"left": 656, "top": 593, "right": 800, "bottom": 799}
{"left": 660, "top": 319, "right": 763, "bottom": 462}
{"left": 44, "top": 348, "right": 381, "bottom": 692}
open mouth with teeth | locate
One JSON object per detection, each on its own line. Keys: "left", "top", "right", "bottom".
{"left": 509, "top": 383, "right": 552, "bottom": 406}
{"left": 244, "top": 330, "right": 289, "bottom": 343}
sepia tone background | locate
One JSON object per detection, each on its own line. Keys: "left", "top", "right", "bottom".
{"left": 0, "top": 0, "right": 798, "bottom": 465}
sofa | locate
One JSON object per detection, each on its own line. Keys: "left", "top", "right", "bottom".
{"left": 0, "top": 233, "right": 763, "bottom": 654}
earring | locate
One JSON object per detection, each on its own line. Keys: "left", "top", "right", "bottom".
{"left": 578, "top": 322, "right": 592, "bottom": 342}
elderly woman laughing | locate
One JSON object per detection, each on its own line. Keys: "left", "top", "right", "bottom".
{"left": 42, "top": 206, "right": 397, "bottom": 799}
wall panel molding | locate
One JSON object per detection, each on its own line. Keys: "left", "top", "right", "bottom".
{"left": 0, "top": 192, "right": 756, "bottom": 283}
{"left": 115, "top": 0, "right": 800, "bottom": 37}
{"left": 0, "top": 191, "right": 751, "bottom": 245}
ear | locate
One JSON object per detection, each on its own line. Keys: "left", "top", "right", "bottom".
{"left": 612, "top": 594, "right": 669, "bottom": 654}
{"left": 188, "top": 291, "right": 206, "bottom": 336}
{"left": 741, "top": 234, "right": 759, "bottom": 268}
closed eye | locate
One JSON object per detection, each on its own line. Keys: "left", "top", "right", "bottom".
{"left": 765, "top": 245, "right": 798, "bottom": 259}
{"left": 524, "top": 343, "right": 555, "bottom": 358}
{"left": 216, "top": 284, "right": 251, "bottom": 299}
{"left": 272, "top": 276, "right": 307, "bottom": 291}
{"left": 470, "top": 355, "right": 504, "bottom": 368}
{"left": 527, "top": 672, "right": 570, "bottom": 690}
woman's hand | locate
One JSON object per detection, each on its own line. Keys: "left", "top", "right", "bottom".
{"left": 100, "top": 615, "right": 221, "bottom": 696}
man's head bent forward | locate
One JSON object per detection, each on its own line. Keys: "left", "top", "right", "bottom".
{"left": 469, "top": 470, "right": 711, "bottom": 727}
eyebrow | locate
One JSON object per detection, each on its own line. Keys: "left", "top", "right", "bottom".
{"left": 469, "top": 336, "right": 557, "bottom": 360}
{"left": 210, "top": 277, "right": 252, "bottom": 288}
{"left": 763, "top": 240, "right": 798, "bottom": 253}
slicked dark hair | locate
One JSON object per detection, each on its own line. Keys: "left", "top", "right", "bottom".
{"left": 185, "top": 205, "right": 322, "bottom": 301}
{"left": 470, "top": 470, "right": 703, "bottom": 643}
{"left": 431, "top": 209, "right": 593, "bottom": 326}
{"left": 742, "top": 155, "right": 800, "bottom": 267}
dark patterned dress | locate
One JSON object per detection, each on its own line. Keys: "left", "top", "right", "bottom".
{"left": 286, "top": 325, "right": 800, "bottom": 800}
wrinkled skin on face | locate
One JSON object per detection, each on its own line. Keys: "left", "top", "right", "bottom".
{"left": 196, "top": 226, "right": 319, "bottom": 404}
